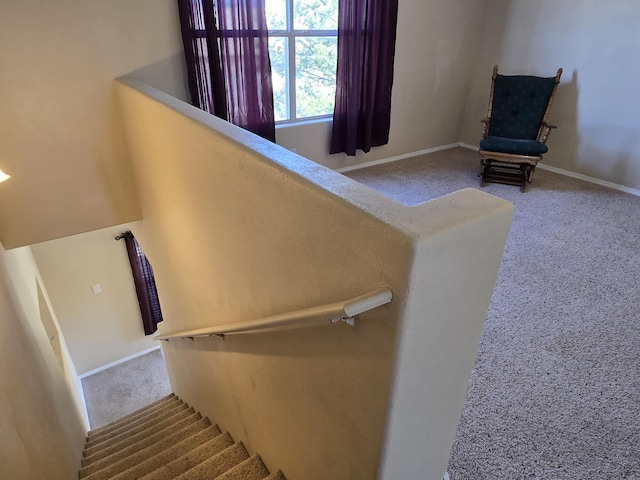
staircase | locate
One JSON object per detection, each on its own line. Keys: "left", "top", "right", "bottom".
{"left": 79, "top": 394, "right": 285, "bottom": 480}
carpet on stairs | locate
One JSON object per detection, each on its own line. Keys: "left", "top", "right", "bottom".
{"left": 86, "top": 398, "right": 187, "bottom": 445}
{"left": 79, "top": 394, "right": 285, "bottom": 480}
{"left": 87, "top": 394, "right": 177, "bottom": 440}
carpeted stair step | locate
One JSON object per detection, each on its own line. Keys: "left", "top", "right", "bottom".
{"left": 106, "top": 425, "right": 222, "bottom": 480}
{"left": 86, "top": 394, "right": 177, "bottom": 438}
{"left": 86, "top": 397, "right": 184, "bottom": 447}
{"left": 79, "top": 416, "right": 210, "bottom": 478}
{"left": 82, "top": 407, "right": 198, "bottom": 466}
{"left": 79, "top": 395, "right": 286, "bottom": 480}
{"left": 86, "top": 395, "right": 181, "bottom": 443}
{"left": 84, "top": 402, "right": 191, "bottom": 453}
{"left": 213, "top": 454, "right": 271, "bottom": 480}
{"left": 139, "top": 432, "right": 235, "bottom": 480}
{"left": 86, "top": 394, "right": 175, "bottom": 436}
{"left": 85, "top": 423, "right": 222, "bottom": 480}
{"left": 173, "top": 442, "right": 251, "bottom": 480}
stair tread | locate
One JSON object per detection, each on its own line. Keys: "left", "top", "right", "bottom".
{"left": 84, "top": 403, "right": 191, "bottom": 455}
{"left": 86, "top": 398, "right": 183, "bottom": 445}
{"left": 79, "top": 416, "right": 210, "bottom": 479}
{"left": 86, "top": 397, "right": 184, "bottom": 444}
{"left": 79, "top": 396, "right": 285, "bottom": 480}
{"left": 85, "top": 399, "right": 186, "bottom": 448}
{"left": 214, "top": 454, "right": 270, "bottom": 480}
{"left": 82, "top": 408, "right": 198, "bottom": 466}
{"left": 86, "top": 394, "right": 176, "bottom": 438}
{"left": 173, "top": 442, "right": 250, "bottom": 480}
{"left": 105, "top": 424, "right": 223, "bottom": 480}
{"left": 139, "top": 432, "right": 235, "bottom": 480}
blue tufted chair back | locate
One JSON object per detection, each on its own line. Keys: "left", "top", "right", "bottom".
{"left": 489, "top": 75, "right": 558, "bottom": 140}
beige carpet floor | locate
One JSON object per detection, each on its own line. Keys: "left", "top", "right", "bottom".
{"left": 346, "top": 147, "right": 640, "bottom": 480}
{"left": 82, "top": 348, "right": 172, "bottom": 429}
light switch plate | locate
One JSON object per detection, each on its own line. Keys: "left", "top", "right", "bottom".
{"left": 92, "top": 284, "right": 102, "bottom": 295}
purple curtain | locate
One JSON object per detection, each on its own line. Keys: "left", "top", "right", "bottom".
{"left": 216, "top": 0, "right": 275, "bottom": 141}
{"left": 177, "top": 0, "right": 228, "bottom": 118}
{"left": 177, "top": 0, "right": 276, "bottom": 142}
{"left": 121, "top": 232, "right": 163, "bottom": 336}
{"left": 330, "top": 0, "right": 399, "bottom": 156}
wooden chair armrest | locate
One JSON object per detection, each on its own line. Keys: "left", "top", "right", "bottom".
{"left": 539, "top": 123, "right": 557, "bottom": 144}
{"left": 480, "top": 118, "right": 490, "bottom": 138}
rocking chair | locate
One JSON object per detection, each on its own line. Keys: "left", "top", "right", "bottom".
{"left": 478, "top": 65, "right": 562, "bottom": 191}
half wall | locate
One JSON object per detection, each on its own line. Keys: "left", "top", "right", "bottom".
{"left": 115, "top": 78, "right": 513, "bottom": 480}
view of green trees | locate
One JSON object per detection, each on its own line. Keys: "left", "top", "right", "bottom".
{"left": 265, "top": 0, "right": 338, "bottom": 121}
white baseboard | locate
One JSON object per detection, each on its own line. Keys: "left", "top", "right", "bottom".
{"left": 79, "top": 346, "right": 161, "bottom": 379}
{"left": 335, "top": 143, "right": 461, "bottom": 173}
{"left": 372, "top": 142, "right": 640, "bottom": 198}
{"left": 459, "top": 142, "right": 478, "bottom": 151}
{"left": 535, "top": 163, "right": 640, "bottom": 197}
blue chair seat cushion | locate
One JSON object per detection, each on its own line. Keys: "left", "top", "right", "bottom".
{"left": 480, "top": 136, "right": 548, "bottom": 156}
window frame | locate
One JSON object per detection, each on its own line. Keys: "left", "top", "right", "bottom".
{"left": 267, "top": 0, "right": 338, "bottom": 124}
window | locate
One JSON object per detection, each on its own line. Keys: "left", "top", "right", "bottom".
{"left": 265, "top": 0, "right": 338, "bottom": 122}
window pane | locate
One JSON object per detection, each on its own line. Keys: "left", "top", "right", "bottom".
{"left": 293, "top": 0, "right": 338, "bottom": 30}
{"left": 295, "top": 36, "right": 337, "bottom": 118}
{"left": 269, "top": 37, "right": 289, "bottom": 121}
{"left": 265, "top": 0, "right": 287, "bottom": 31}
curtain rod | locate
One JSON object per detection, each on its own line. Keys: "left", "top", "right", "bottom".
{"left": 114, "top": 231, "right": 131, "bottom": 241}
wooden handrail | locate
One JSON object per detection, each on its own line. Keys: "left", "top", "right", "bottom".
{"left": 155, "top": 288, "right": 392, "bottom": 341}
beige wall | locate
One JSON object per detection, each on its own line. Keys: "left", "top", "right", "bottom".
{"left": 0, "top": 0, "right": 188, "bottom": 249}
{"left": 31, "top": 224, "right": 159, "bottom": 375}
{"left": 0, "top": 243, "right": 86, "bottom": 479}
{"left": 3, "top": 0, "right": 639, "bottom": 249}
{"left": 0, "top": 0, "right": 491, "bottom": 250}
{"left": 275, "top": 0, "right": 488, "bottom": 169}
{"left": 460, "top": 0, "right": 640, "bottom": 190}
{"left": 115, "top": 79, "right": 512, "bottom": 480}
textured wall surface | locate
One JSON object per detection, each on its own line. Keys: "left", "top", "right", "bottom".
{"left": 31, "top": 223, "right": 158, "bottom": 374}
{"left": 0, "top": 0, "right": 187, "bottom": 248}
{"left": 115, "top": 79, "right": 513, "bottom": 480}
{"left": 0, "top": 244, "right": 86, "bottom": 479}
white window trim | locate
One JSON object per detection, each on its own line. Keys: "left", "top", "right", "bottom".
{"left": 268, "top": 0, "right": 337, "bottom": 124}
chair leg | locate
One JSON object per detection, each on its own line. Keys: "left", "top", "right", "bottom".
{"left": 519, "top": 165, "right": 530, "bottom": 192}
{"left": 478, "top": 160, "right": 488, "bottom": 187}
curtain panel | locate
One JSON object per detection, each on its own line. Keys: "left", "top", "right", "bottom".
{"left": 330, "top": 0, "right": 399, "bottom": 156}
{"left": 177, "top": 0, "right": 276, "bottom": 142}
{"left": 121, "top": 232, "right": 164, "bottom": 336}
{"left": 216, "top": 0, "right": 276, "bottom": 142}
{"left": 177, "top": 0, "right": 228, "bottom": 118}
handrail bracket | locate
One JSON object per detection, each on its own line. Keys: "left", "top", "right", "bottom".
{"left": 331, "top": 315, "right": 358, "bottom": 328}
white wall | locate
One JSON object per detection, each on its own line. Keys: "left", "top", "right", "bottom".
{"left": 460, "top": 0, "right": 640, "bottom": 190}
{"left": 276, "top": 0, "right": 488, "bottom": 169}
{"left": 30, "top": 224, "right": 159, "bottom": 375}
{"left": 0, "top": 243, "right": 86, "bottom": 479}
{"left": 0, "top": 0, "right": 188, "bottom": 249}
{"left": 115, "top": 78, "right": 513, "bottom": 480}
